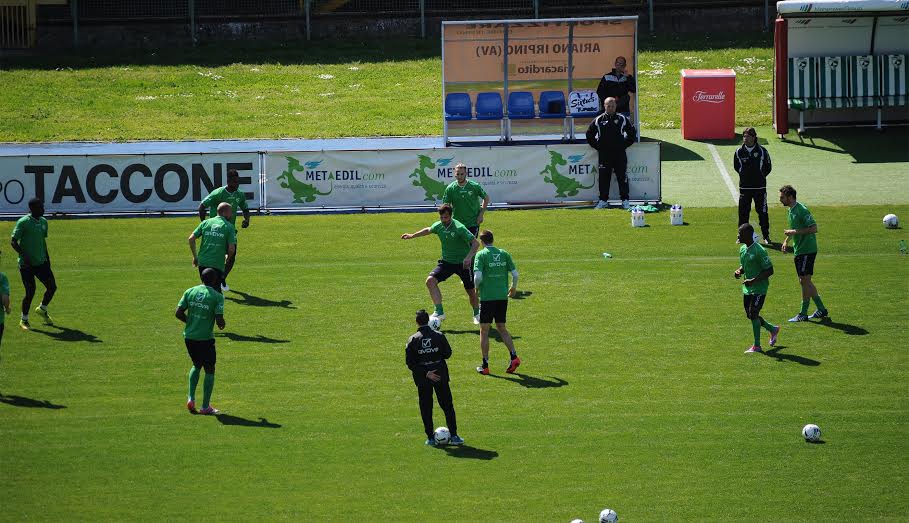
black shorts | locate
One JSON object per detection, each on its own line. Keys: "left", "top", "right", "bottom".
{"left": 0, "top": 323, "right": 4, "bottom": 344}
{"left": 794, "top": 253, "right": 816, "bottom": 276}
{"left": 480, "top": 300, "right": 508, "bottom": 324}
{"left": 429, "top": 260, "right": 474, "bottom": 290}
{"left": 19, "top": 261, "right": 54, "bottom": 290}
{"left": 467, "top": 225, "right": 479, "bottom": 238}
{"left": 743, "top": 294, "right": 767, "bottom": 317}
{"left": 185, "top": 338, "right": 216, "bottom": 369}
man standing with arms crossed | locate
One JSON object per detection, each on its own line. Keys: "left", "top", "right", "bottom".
{"left": 733, "top": 127, "right": 773, "bottom": 245}
{"left": 779, "top": 185, "right": 829, "bottom": 322}
{"left": 199, "top": 169, "right": 250, "bottom": 291}
{"left": 405, "top": 309, "right": 463, "bottom": 446}
{"left": 586, "top": 97, "right": 636, "bottom": 210}
{"left": 734, "top": 223, "right": 780, "bottom": 353}
{"left": 176, "top": 268, "right": 225, "bottom": 415}
{"left": 10, "top": 198, "right": 57, "bottom": 330}
{"left": 189, "top": 202, "right": 237, "bottom": 294}
{"left": 473, "top": 230, "right": 521, "bottom": 375}
{"left": 442, "top": 163, "right": 490, "bottom": 237}
{"left": 401, "top": 204, "right": 481, "bottom": 326}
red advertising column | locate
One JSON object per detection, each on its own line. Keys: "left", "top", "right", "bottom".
{"left": 680, "top": 69, "right": 736, "bottom": 140}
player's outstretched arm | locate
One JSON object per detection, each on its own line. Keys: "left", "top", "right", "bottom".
{"left": 401, "top": 227, "right": 431, "bottom": 240}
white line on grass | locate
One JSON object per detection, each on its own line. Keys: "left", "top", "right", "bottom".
{"left": 707, "top": 143, "right": 739, "bottom": 204}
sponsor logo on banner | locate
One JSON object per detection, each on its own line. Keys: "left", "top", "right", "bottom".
{"left": 538, "top": 151, "right": 595, "bottom": 198}
{"left": 0, "top": 155, "right": 256, "bottom": 213}
{"left": 692, "top": 91, "right": 727, "bottom": 104}
{"left": 410, "top": 155, "right": 448, "bottom": 202}
{"left": 277, "top": 155, "right": 387, "bottom": 203}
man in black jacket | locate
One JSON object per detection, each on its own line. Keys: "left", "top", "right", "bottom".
{"left": 586, "top": 97, "right": 637, "bottom": 209}
{"left": 733, "top": 127, "right": 773, "bottom": 245}
{"left": 405, "top": 309, "right": 463, "bottom": 446}
{"left": 596, "top": 56, "right": 636, "bottom": 118}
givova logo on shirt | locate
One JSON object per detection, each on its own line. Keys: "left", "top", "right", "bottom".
{"left": 538, "top": 151, "right": 595, "bottom": 198}
{"left": 418, "top": 338, "right": 438, "bottom": 354}
{"left": 488, "top": 252, "right": 507, "bottom": 267}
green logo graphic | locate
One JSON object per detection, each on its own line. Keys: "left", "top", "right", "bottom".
{"left": 410, "top": 155, "right": 447, "bottom": 202}
{"left": 278, "top": 156, "right": 333, "bottom": 203}
{"left": 539, "top": 151, "right": 595, "bottom": 198}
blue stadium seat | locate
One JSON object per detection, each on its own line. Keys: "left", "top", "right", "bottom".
{"left": 475, "top": 92, "right": 504, "bottom": 120}
{"left": 538, "top": 91, "right": 566, "bottom": 118}
{"left": 507, "top": 91, "right": 535, "bottom": 119}
{"left": 444, "top": 93, "right": 472, "bottom": 121}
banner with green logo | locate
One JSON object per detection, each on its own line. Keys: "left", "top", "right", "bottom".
{"left": 264, "top": 142, "right": 659, "bottom": 208}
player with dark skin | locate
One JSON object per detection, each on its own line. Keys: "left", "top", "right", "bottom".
{"left": 198, "top": 170, "right": 250, "bottom": 229}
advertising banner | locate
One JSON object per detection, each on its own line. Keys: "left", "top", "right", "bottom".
{"left": 264, "top": 142, "right": 659, "bottom": 208}
{"left": 0, "top": 154, "right": 260, "bottom": 214}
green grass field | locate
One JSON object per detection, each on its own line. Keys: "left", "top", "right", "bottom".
{"left": 1, "top": 204, "right": 907, "bottom": 521}
{"left": 0, "top": 33, "right": 772, "bottom": 142}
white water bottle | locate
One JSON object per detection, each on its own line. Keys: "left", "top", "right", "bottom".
{"left": 631, "top": 206, "right": 646, "bottom": 227}
{"left": 670, "top": 204, "right": 684, "bottom": 225}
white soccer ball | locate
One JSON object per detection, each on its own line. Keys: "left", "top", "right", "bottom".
{"left": 570, "top": 519, "right": 585, "bottom": 523}
{"left": 802, "top": 423, "right": 822, "bottom": 442}
{"left": 883, "top": 214, "right": 899, "bottom": 229}
{"left": 753, "top": 231, "right": 760, "bottom": 243}
{"left": 428, "top": 315, "right": 443, "bottom": 332}
{"left": 599, "top": 508, "right": 618, "bottom": 523}
{"left": 433, "top": 426, "right": 451, "bottom": 445}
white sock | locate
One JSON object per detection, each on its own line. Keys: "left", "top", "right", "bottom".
{"left": 22, "top": 313, "right": 29, "bottom": 321}
{"left": 38, "top": 303, "right": 47, "bottom": 311}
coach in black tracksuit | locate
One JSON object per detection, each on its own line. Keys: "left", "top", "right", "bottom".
{"left": 586, "top": 97, "right": 637, "bottom": 208}
{"left": 733, "top": 127, "right": 773, "bottom": 244}
{"left": 405, "top": 309, "right": 459, "bottom": 443}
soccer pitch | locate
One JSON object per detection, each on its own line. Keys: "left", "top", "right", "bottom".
{"left": 1, "top": 202, "right": 907, "bottom": 520}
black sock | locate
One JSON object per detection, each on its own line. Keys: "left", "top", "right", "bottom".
{"left": 482, "top": 358, "right": 488, "bottom": 368}
{"left": 510, "top": 350, "right": 517, "bottom": 359}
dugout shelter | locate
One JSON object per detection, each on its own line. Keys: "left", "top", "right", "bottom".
{"left": 773, "top": 0, "right": 909, "bottom": 136}
{"left": 442, "top": 16, "right": 640, "bottom": 144}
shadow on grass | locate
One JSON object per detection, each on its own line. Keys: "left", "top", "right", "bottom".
{"left": 487, "top": 373, "right": 569, "bottom": 389}
{"left": 0, "top": 38, "right": 443, "bottom": 70}
{"left": 780, "top": 127, "right": 909, "bottom": 163}
{"left": 30, "top": 324, "right": 102, "bottom": 343}
{"left": 215, "top": 413, "right": 281, "bottom": 428}
{"left": 0, "top": 393, "right": 67, "bottom": 409}
{"left": 659, "top": 140, "right": 705, "bottom": 161}
{"left": 443, "top": 328, "right": 521, "bottom": 343}
{"left": 512, "top": 290, "right": 533, "bottom": 300}
{"left": 440, "top": 444, "right": 498, "bottom": 460}
{"left": 217, "top": 332, "right": 289, "bottom": 344}
{"left": 761, "top": 345, "right": 820, "bottom": 366}
{"left": 224, "top": 290, "right": 296, "bottom": 309}
{"left": 806, "top": 317, "right": 868, "bottom": 336}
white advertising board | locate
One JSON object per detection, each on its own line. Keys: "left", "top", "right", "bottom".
{"left": 0, "top": 154, "right": 260, "bottom": 213}
{"left": 264, "top": 142, "right": 660, "bottom": 208}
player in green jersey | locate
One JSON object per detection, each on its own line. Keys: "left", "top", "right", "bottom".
{"left": 0, "top": 249, "right": 11, "bottom": 351}
{"left": 199, "top": 169, "right": 250, "bottom": 291}
{"left": 734, "top": 223, "right": 780, "bottom": 353}
{"left": 176, "top": 268, "right": 225, "bottom": 415}
{"left": 401, "top": 204, "right": 481, "bottom": 325}
{"left": 189, "top": 203, "right": 237, "bottom": 294}
{"left": 10, "top": 198, "right": 56, "bottom": 330}
{"left": 472, "top": 230, "right": 521, "bottom": 375}
{"left": 442, "top": 163, "right": 490, "bottom": 237}
{"left": 779, "top": 185, "right": 828, "bottom": 322}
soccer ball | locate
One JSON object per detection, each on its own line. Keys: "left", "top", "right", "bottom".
{"left": 570, "top": 519, "right": 585, "bottom": 523}
{"left": 802, "top": 423, "right": 822, "bottom": 442}
{"left": 428, "top": 315, "right": 443, "bottom": 332}
{"left": 752, "top": 230, "right": 760, "bottom": 244}
{"left": 433, "top": 426, "right": 451, "bottom": 445}
{"left": 599, "top": 508, "right": 618, "bottom": 523}
{"left": 883, "top": 214, "right": 899, "bottom": 229}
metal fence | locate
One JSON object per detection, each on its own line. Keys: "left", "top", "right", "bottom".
{"left": 31, "top": 0, "right": 772, "bottom": 47}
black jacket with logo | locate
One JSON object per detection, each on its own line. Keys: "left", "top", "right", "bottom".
{"left": 586, "top": 112, "right": 636, "bottom": 158}
{"left": 596, "top": 69, "right": 637, "bottom": 114}
{"left": 733, "top": 144, "right": 772, "bottom": 190}
{"left": 405, "top": 326, "right": 452, "bottom": 385}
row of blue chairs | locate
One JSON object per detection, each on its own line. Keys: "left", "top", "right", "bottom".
{"left": 445, "top": 91, "right": 596, "bottom": 121}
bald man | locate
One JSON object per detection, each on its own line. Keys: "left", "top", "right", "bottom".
{"left": 188, "top": 202, "right": 237, "bottom": 294}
